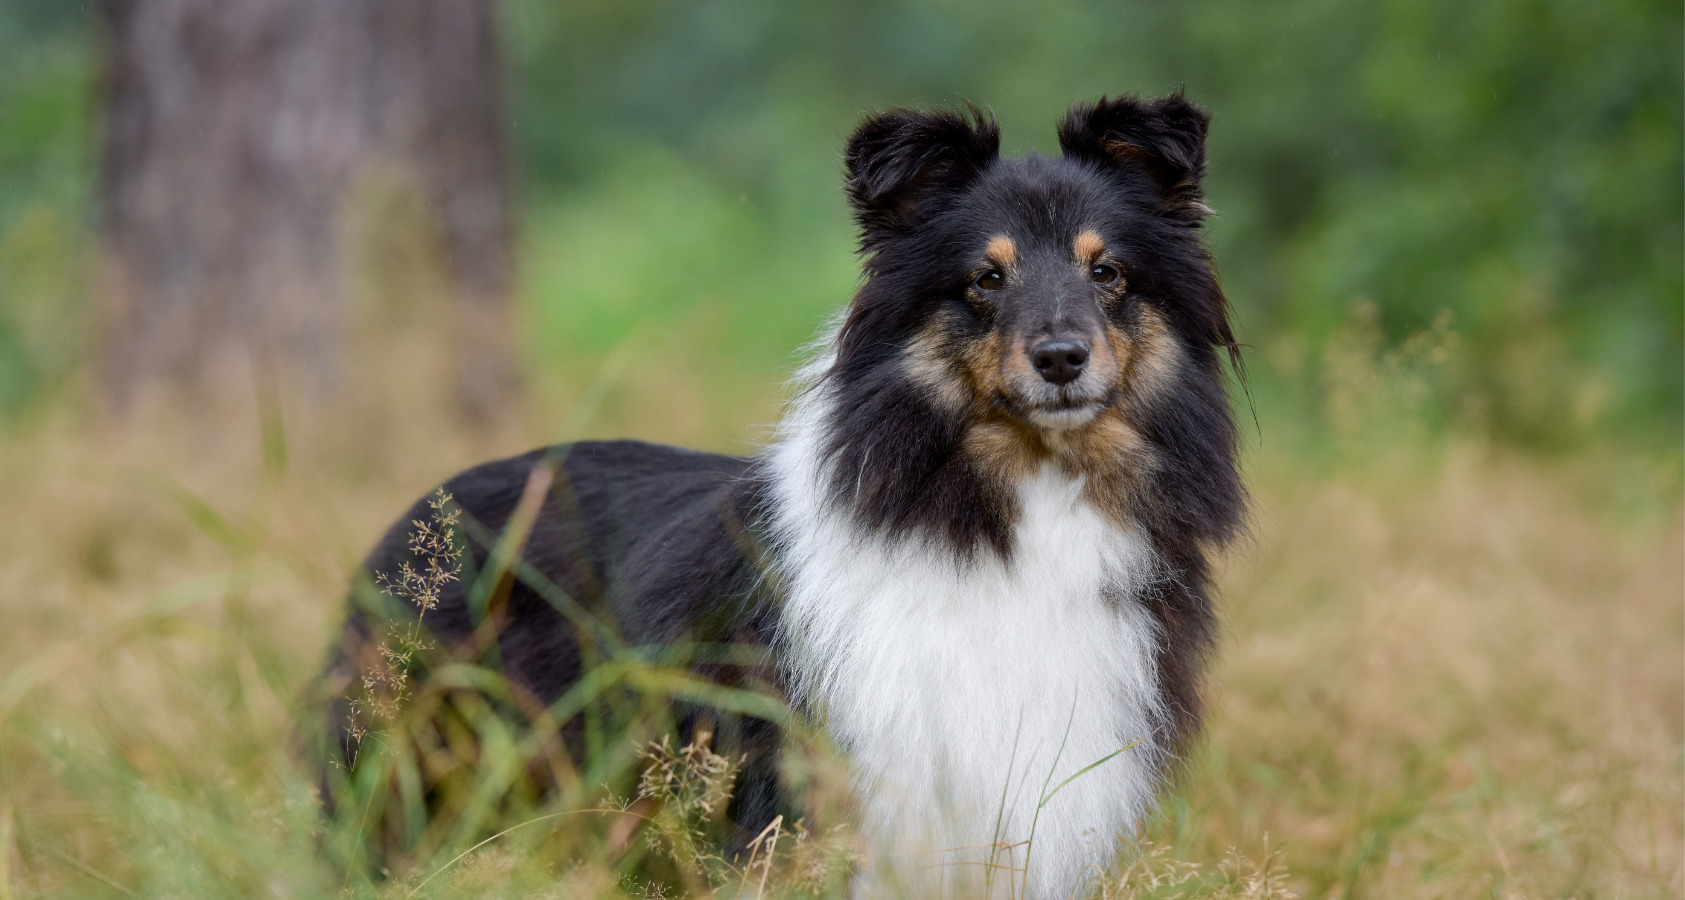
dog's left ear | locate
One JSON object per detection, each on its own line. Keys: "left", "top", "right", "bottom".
{"left": 1058, "top": 94, "right": 1211, "bottom": 222}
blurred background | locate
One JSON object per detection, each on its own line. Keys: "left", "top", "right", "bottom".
{"left": 0, "top": 1, "right": 1678, "bottom": 897}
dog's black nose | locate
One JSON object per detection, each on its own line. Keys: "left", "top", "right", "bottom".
{"left": 1030, "top": 339, "right": 1089, "bottom": 385}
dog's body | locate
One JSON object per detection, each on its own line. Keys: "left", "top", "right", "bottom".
{"left": 321, "top": 95, "right": 1244, "bottom": 899}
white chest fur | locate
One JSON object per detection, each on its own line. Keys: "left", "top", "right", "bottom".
{"left": 767, "top": 410, "right": 1167, "bottom": 900}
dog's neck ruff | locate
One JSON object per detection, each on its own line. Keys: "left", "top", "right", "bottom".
{"left": 765, "top": 368, "right": 1168, "bottom": 900}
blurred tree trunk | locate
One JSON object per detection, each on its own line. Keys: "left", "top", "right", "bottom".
{"left": 95, "top": 0, "right": 516, "bottom": 418}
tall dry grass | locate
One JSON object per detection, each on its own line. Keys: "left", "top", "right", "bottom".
{"left": 0, "top": 327, "right": 1677, "bottom": 898}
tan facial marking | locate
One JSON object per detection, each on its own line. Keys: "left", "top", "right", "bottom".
{"left": 1073, "top": 229, "right": 1106, "bottom": 264}
{"left": 1064, "top": 409, "right": 1147, "bottom": 475}
{"left": 963, "top": 421, "right": 1040, "bottom": 483}
{"left": 903, "top": 320, "right": 971, "bottom": 414}
{"left": 958, "top": 330, "right": 1009, "bottom": 408}
{"left": 1120, "top": 306, "right": 1183, "bottom": 401}
{"left": 983, "top": 234, "right": 1018, "bottom": 269}
{"left": 1087, "top": 321, "right": 1121, "bottom": 382}
{"left": 1065, "top": 407, "right": 1159, "bottom": 525}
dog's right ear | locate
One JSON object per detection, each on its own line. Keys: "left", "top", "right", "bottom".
{"left": 1058, "top": 94, "right": 1211, "bottom": 223}
{"left": 845, "top": 105, "right": 1000, "bottom": 249}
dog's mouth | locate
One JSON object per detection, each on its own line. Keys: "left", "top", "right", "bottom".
{"left": 999, "top": 388, "right": 1112, "bottom": 432}
{"left": 1023, "top": 400, "right": 1103, "bottom": 431}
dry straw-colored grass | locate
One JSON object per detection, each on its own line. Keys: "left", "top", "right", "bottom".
{"left": 0, "top": 337, "right": 1677, "bottom": 897}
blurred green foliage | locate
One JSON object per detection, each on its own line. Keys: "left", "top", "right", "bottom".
{"left": 0, "top": 0, "right": 1679, "bottom": 449}
{"left": 0, "top": 0, "right": 91, "bottom": 413}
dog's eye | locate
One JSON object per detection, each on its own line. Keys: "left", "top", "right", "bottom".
{"left": 1090, "top": 264, "right": 1121, "bottom": 285}
{"left": 974, "top": 270, "right": 1005, "bottom": 292}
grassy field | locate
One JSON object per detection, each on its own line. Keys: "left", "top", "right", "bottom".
{"left": 0, "top": 3, "right": 1677, "bottom": 896}
{"left": 0, "top": 322, "right": 1677, "bottom": 899}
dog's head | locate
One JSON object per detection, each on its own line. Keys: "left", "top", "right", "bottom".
{"left": 815, "top": 96, "right": 1244, "bottom": 557}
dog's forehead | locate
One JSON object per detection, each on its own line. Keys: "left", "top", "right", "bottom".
{"left": 957, "top": 155, "right": 1122, "bottom": 255}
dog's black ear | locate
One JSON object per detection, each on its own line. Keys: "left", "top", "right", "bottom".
{"left": 1058, "top": 94, "right": 1211, "bottom": 222}
{"left": 845, "top": 105, "right": 1000, "bottom": 248}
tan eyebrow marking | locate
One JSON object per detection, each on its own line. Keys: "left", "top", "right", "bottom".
{"left": 984, "top": 234, "right": 1017, "bottom": 268}
{"left": 1074, "top": 229, "right": 1106, "bottom": 263}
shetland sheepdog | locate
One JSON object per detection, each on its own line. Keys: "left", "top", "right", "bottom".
{"left": 320, "top": 94, "right": 1245, "bottom": 899}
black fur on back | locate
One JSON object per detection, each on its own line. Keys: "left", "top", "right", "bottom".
{"left": 316, "top": 441, "right": 784, "bottom": 853}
